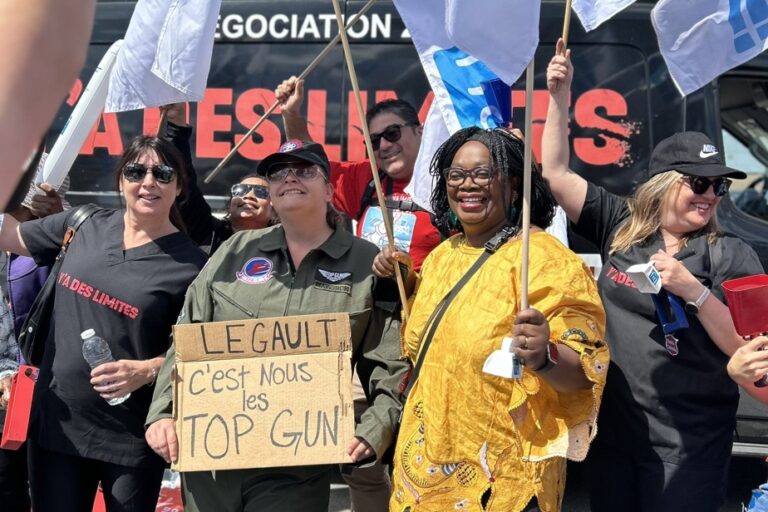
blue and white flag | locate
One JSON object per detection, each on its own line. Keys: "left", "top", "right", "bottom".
{"left": 106, "top": 0, "right": 221, "bottom": 112}
{"left": 652, "top": 0, "right": 768, "bottom": 96}
{"left": 394, "top": 0, "right": 539, "bottom": 212}
{"left": 445, "top": 0, "right": 540, "bottom": 86}
{"left": 572, "top": 0, "right": 637, "bottom": 31}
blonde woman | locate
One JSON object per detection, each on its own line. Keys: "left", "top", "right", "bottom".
{"left": 542, "top": 40, "right": 764, "bottom": 512}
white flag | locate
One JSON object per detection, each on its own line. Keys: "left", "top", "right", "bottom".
{"left": 652, "top": 0, "right": 768, "bottom": 96}
{"left": 445, "top": 0, "right": 540, "bottom": 86}
{"left": 395, "top": 0, "right": 539, "bottom": 212}
{"left": 572, "top": 0, "right": 637, "bottom": 31}
{"left": 105, "top": 0, "right": 221, "bottom": 113}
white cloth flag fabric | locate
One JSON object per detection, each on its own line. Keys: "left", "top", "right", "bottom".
{"left": 395, "top": 0, "right": 538, "bottom": 211}
{"left": 445, "top": 0, "right": 540, "bottom": 85}
{"left": 572, "top": 0, "right": 637, "bottom": 31}
{"left": 105, "top": 0, "right": 221, "bottom": 113}
{"left": 652, "top": 0, "right": 768, "bottom": 96}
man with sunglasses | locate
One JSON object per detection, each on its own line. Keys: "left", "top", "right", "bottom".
{"left": 276, "top": 77, "right": 442, "bottom": 272}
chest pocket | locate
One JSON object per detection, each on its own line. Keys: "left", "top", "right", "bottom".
{"left": 210, "top": 283, "right": 257, "bottom": 320}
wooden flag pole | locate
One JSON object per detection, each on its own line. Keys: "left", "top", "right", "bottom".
{"left": 203, "top": 0, "right": 378, "bottom": 184}
{"left": 562, "top": 0, "right": 573, "bottom": 51}
{"left": 520, "top": 58, "right": 535, "bottom": 310}
{"left": 330, "top": 0, "right": 410, "bottom": 320}
{"left": 156, "top": 108, "right": 168, "bottom": 137}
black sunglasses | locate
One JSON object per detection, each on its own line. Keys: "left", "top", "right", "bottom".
{"left": 122, "top": 163, "right": 176, "bottom": 184}
{"left": 231, "top": 183, "right": 269, "bottom": 199}
{"left": 684, "top": 175, "right": 732, "bottom": 197}
{"left": 369, "top": 123, "right": 417, "bottom": 151}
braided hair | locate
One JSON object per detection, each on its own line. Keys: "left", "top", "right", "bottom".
{"left": 429, "top": 127, "right": 556, "bottom": 237}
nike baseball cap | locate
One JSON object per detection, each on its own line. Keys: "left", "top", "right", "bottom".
{"left": 256, "top": 139, "right": 330, "bottom": 177}
{"left": 648, "top": 132, "right": 747, "bottom": 179}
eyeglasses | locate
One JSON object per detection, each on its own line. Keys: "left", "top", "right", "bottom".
{"left": 683, "top": 175, "right": 732, "bottom": 197}
{"left": 122, "top": 163, "right": 176, "bottom": 184}
{"left": 443, "top": 166, "right": 496, "bottom": 187}
{"left": 231, "top": 183, "right": 269, "bottom": 199}
{"left": 370, "top": 123, "right": 417, "bottom": 151}
{"left": 265, "top": 165, "right": 325, "bottom": 183}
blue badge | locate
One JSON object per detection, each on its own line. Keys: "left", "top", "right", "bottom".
{"left": 236, "top": 257, "right": 274, "bottom": 284}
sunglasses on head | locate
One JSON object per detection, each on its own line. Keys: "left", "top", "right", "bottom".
{"left": 369, "top": 122, "right": 417, "bottom": 151}
{"left": 231, "top": 183, "right": 269, "bottom": 199}
{"left": 122, "top": 162, "right": 176, "bottom": 184}
{"left": 265, "top": 165, "right": 324, "bottom": 183}
{"left": 684, "top": 175, "right": 732, "bottom": 197}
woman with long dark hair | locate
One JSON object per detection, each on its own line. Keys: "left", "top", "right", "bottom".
{"left": 0, "top": 136, "right": 207, "bottom": 511}
{"left": 374, "top": 127, "right": 608, "bottom": 511}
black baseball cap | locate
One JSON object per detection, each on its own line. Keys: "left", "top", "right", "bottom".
{"left": 648, "top": 132, "right": 747, "bottom": 179}
{"left": 256, "top": 139, "right": 330, "bottom": 177}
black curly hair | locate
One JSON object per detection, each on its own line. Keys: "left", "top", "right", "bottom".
{"left": 429, "top": 127, "right": 556, "bottom": 237}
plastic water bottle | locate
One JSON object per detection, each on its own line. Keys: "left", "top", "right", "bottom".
{"left": 81, "top": 329, "right": 130, "bottom": 406}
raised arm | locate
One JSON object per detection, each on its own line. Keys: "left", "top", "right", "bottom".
{"left": 275, "top": 76, "right": 312, "bottom": 142}
{"left": 542, "top": 39, "right": 588, "bottom": 224}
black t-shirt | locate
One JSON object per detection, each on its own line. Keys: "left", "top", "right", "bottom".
{"left": 575, "top": 183, "right": 764, "bottom": 468}
{"left": 20, "top": 209, "right": 206, "bottom": 466}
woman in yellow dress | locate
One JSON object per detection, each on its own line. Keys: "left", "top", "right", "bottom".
{"left": 373, "top": 127, "right": 609, "bottom": 511}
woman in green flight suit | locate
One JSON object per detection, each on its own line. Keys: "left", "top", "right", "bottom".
{"left": 145, "top": 140, "right": 407, "bottom": 512}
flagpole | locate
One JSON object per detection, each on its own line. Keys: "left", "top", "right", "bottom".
{"left": 562, "top": 0, "right": 573, "bottom": 51}
{"left": 520, "top": 57, "right": 535, "bottom": 311}
{"left": 156, "top": 108, "right": 168, "bottom": 137}
{"left": 203, "top": 0, "right": 378, "bottom": 184}
{"left": 330, "top": 0, "right": 410, "bottom": 320}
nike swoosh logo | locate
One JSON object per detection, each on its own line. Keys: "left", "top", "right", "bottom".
{"left": 699, "top": 150, "right": 718, "bottom": 158}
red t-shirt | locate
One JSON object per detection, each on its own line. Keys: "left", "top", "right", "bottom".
{"left": 329, "top": 160, "right": 441, "bottom": 270}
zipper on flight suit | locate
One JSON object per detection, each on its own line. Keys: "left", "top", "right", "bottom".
{"left": 211, "top": 286, "right": 255, "bottom": 318}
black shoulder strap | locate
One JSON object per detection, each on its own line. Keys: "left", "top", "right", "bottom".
{"left": 403, "top": 224, "right": 518, "bottom": 397}
{"left": 60, "top": 204, "right": 100, "bottom": 253}
{"left": 357, "top": 171, "right": 391, "bottom": 220}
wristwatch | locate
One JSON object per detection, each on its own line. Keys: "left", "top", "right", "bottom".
{"left": 684, "top": 286, "right": 711, "bottom": 315}
{"left": 534, "top": 343, "right": 559, "bottom": 373}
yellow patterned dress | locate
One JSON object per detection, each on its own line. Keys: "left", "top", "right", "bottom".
{"left": 390, "top": 232, "right": 608, "bottom": 512}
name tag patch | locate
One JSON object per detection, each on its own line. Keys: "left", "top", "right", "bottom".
{"left": 314, "top": 268, "right": 352, "bottom": 294}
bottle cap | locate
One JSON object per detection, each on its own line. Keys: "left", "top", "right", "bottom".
{"left": 81, "top": 329, "right": 95, "bottom": 340}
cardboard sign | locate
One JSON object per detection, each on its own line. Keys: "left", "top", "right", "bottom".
{"left": 172, "top": 313, "right": 354, "bottom": 472}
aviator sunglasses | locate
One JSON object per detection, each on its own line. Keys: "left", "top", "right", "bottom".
{"left": 684, "top": 175, "right": 732, "bottom": 197}
{"left": 231, "top": 183, "right": 269, "bottom": 199}
{"left": 370, "top": 122, "right": 417, "bottom": 151}
{"left": 265, "top": 165, "right": 325, "bottom": 183}
{"left": 122, "top": 163, "right": 176, "bottom": 184}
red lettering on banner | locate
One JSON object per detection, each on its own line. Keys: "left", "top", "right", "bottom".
{"left": 197, "top": 88, "right": 233, "bottom": 158}
{"left": 512, "top": 90, "right": 550, "bottom": 161}
{"left": 346, "top": 90, "right": 368, "bottom": 162}
{"left": 143, "top": 107, "right": 169, "bottom": 136}
{"left": 80, "top": 113, "right": 123, "bottom": 156}
{"left": 573, "top": 89, "right": 629, "bottom": 166}
{"left": 234, "top": 88, "right": 282, "bottom": 160}
{"left": 306, "top": 90, "right": 341, "bottom": 161}
{"left": 418, "top": 92, "right": 434, "bottom": 124}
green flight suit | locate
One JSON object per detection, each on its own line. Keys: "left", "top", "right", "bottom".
{"left": 146, "top": 225, "right": 407, "bottom": 512}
